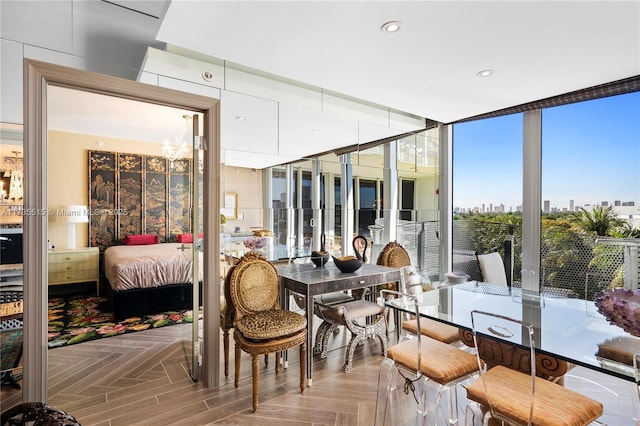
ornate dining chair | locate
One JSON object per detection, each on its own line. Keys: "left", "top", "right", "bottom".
{"left": 314, "top": 290, "right": 387, "bottom": 372}
{"left": 465, "top": 310, "right": 604, "bottom": 426}
{"left": 229, "top": 251, "right": 307, "bottom": 412}
{"left": 375, "top": 289, "right": 480, "bottom": 426}
{"left": 221, "top": 263, "right": 272, "bottom": 378}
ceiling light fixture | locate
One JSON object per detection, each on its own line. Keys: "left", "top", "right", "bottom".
{"left": 381, "top": 21, "right": 401, "bottom": 32}
{"left": 162, "top": 115, "right": 190, "bottom": 169}
{"left": 235, "top": 116, "right": 246, "bottom": 121}
{"left": 476, "top": 69, "right": 494, "bottom": 77}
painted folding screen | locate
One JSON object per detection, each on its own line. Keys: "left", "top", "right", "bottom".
{"left": 89, "top": 150, "right": 192, "bottom": 251}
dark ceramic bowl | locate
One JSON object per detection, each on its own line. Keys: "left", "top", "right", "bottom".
{"left": 311, "top": 251, "right": 330, "bottom": 267}
{"left": 331, "top": 255, "right": 363, "bottom": 273}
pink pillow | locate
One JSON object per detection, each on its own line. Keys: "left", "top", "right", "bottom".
{"left": 124, "top": 234, "right": 159, "bottom": 245}
{"left": 176, "top": 233, "right": 203, "bottom": 243}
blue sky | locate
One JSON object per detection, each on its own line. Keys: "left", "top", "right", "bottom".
{"left": 453, "top": 91, "right": 640, "bottom": 211}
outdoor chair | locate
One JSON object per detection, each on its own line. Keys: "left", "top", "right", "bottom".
{"left": 476, "top": 252, "right": 508, "bottom": 286}
{"left": 229, "top": 251, "right": 307, "bottom": 412}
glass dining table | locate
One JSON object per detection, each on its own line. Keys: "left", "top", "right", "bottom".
{"left": 388, "top": 281, "right": 640, "bottom": 382}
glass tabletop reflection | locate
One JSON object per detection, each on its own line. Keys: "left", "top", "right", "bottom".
{"left": 388, "top": 281, "right": 640, "bottom": 381}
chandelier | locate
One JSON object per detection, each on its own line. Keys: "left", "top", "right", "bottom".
{"left": 4, "top": 150, "right": 23, "bottom": 202}
{"left": 162, "top": 115, "right": 191, "bottom": 169}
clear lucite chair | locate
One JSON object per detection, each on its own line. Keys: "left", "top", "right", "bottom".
{"left": 397, "top": 265, "right": 461, "bottom": 346}
{"left": 634, "top": 353, "right": 640, "bottom": 422}
{"left": 464, "top": 310, "right": 604, "bottom": 426}
{"left": 374, "top": 289, "right": 479, "bottom": 426}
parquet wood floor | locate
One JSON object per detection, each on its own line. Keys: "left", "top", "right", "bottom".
{"left": 2, "top": 322, "right": 639, "bottom": 425}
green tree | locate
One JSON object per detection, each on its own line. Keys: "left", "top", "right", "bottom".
{"left": 570, "top": 205, "right": 624, "bottom": 237}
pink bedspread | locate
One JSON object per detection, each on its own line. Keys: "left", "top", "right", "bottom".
{"left": 104, "top": 243, "right": 203, "bottom": 291}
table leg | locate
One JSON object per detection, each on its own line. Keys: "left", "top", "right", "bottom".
{"left": 281, "top": 284, "right": 290, "bottom": 368}
{"left": 306, "top": 291, "right": 314, "bottom": 386}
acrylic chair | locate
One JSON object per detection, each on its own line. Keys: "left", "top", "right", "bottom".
{"left": 229, "top": 251, "right": 307, "bottom": 412}
{"left": 634, "top": 353, "right": 640, "bottom": 422}
{"left": 397, "top": 265, "right": 461, "bottom": 346}
{"left": 465, "top": 310, "right": 604, "bottom": 426}
{"left": 375, "top": 289, "right": 480, "bottom": 426}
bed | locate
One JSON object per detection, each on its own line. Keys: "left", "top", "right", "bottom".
{"left": 104, "top": 242, "right": 203, "bottom": 319}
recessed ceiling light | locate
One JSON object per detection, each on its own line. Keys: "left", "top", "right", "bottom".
{"left": 381, "top": 21, "right": 401, "bottom": 33}
{"left": 235, "top": 116, "right": 246, "bottom": 121}
{"left": 476, "top": 69, "right": 494, "bottom": 77}
{"left": 311, "top": 129, "right": 320, "bottom": 133}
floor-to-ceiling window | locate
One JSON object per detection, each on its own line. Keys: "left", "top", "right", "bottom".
{"left": 541, "top": 91, "right": 640, "bottom": 298}
{"left": 271, "top": 168, "right": 288, "bottom": 247}
{"left": 357, "top": 178, "right": 377, "bottom": 236}
{"left": 452, "top": 114, "right": 524, "bottom": 281}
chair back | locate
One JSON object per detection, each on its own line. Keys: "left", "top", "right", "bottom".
{"left": 221, "top": 265, "right": 236, "bottom": 329}
{"left": 229, "top": 251, "right": 280, "bottom": 322}
{"left": 399, "top": 265, "right": 422, "bottom": 298}
{"left": 376, "top": 241, "right": 411, "bottom": 268}
{"left": 634, "top": 353, "right": 640, "bottom": 412}
{"left": 476, "top": 252, "right": 508, "bottom": 286}
{"left": 380, "top": 288, "right": 422, "bottom": 375}
{"left": 470, "top": 310, "right": 536, "bottom": 424}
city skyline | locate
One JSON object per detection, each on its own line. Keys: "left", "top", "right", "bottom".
{"left": 453, "top": 92, "right": 640, "bottom": 211}
{"left": 454, "top": 198, "right": 638, "bottom": 214}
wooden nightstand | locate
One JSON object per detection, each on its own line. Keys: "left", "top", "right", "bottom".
{"left": 48, "top": 247, "right": 100, "bottom": 295}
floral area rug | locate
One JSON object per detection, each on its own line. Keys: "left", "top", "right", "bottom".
{"left": 47, "top": 295, "right": 193, "bottom": 348}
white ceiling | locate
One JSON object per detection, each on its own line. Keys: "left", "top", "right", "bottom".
{"left": 32, "top": 1, "right": 640, "bottom": 169}
{"left": 158, "top": 1, "right": 640, "bottom": 124}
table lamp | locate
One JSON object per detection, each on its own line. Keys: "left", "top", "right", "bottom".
{"left": 60, "top": 205, "right": 89, "bottom": 250}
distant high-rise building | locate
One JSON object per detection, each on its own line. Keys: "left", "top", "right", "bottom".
{"left": 543, "top": 200, "right": 550, "bottom": 213}
{"left": 570, "top": 200, "right": 574, "bottom": 212}
{"left": 614, "top": 200, "right": 621, "bottom": 206}
{"left": 602, "top": 201, "right": 609, "bottom": 206}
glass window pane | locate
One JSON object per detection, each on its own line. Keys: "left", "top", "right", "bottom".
{"left": 541, "top": 91, "right": 640, "bottom": 298}
{"left": 453, "top": 114, "right": 523, "bottom": 282}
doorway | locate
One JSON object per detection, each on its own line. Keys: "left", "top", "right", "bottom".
{"left": 23, "top": 60, "right": 220, "bottom": 402}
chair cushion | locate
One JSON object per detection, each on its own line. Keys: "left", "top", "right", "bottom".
{"left": 465, "top": 365, "right": 603, "bottom": 426}
{"left": 321, "top": 299, "right": 384, "bottom": 323}
{"left": 387, "top": 336, "right": 479, "bottom": 385}
{"left": 402, "top": 318, "right": 460, "bottom": 344}
{"left": 236, "top": 309, "right": 307, "bottom": 340}
{"left": 315, "top": 291, "right": 353, "bottom": 306}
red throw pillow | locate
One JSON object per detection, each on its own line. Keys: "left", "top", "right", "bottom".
{"left": 176, "top": 233, "right": 203, "bottom": 243}
{"left": 177, "top": 233, "right": 193, "bottom": 243}
{"left": 124, "top": 234, "right": 159, "bottom": 245}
